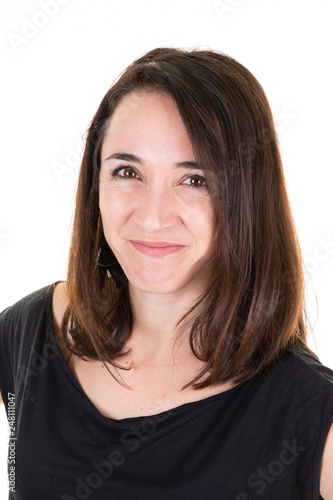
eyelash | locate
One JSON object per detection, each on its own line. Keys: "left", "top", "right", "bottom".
{"left": 110, "top": 166, "right": 208, "bottom": 188}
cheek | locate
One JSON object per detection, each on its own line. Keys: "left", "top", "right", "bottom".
{"left": 99, "top": 188, "right": 132, "bottom": 229}
{"left": 180, "top": 197, "right": 215, "bottom": 240}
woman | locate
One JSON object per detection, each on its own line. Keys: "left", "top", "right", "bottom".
{"left": 0, "top": 47, "right": 332, "bottom": 499}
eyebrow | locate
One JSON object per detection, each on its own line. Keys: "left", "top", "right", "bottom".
{"left": 105, "top": 153, "right": 201, "bottom": 170}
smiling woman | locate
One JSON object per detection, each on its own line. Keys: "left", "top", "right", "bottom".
{"left": 0, "top": 47, "right": 333, "bottom": 499}
{"left": 99, "top": 91, "right": 215, "bottom": 296}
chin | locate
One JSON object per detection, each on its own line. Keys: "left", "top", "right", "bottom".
{"left": 128, "top": 276, "right": 181, "bottom": 295}
{"left": 126, "top": 268, "right": 208, "bottom": 297}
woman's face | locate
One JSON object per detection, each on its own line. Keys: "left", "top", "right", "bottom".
{"left": 99, "top": 91, "right": 215, "bottom": 296}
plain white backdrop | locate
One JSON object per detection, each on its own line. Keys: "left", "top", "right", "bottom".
{"left": 0, "top": 0, "right": 332, "bottom": 495}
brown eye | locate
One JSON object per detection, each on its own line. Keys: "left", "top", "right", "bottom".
{"left": 191, "top": 176, "right": 204, "bottom": 186}
{"left": 122, "top": 168, "right": 137, "bottom": 178}
{"left": 111, "top": 166, "right": 139, "bottom": 179}
{"left": 183, "top": 175, "right": 207, "bottom": 188}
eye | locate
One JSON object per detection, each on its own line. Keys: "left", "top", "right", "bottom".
{"left": 111, "top": 166, "right": 140, "bottom": 179}
{"left": 182, "top": 175, "right": 207, "bottom": 188}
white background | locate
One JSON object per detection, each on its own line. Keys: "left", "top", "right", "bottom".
{"left": 0, "top": 0, "right": 332, "bottom": 495}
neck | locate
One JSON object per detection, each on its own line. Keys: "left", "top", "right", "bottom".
{"left": 125, "top": 284, "right": 203, "bottom": 365}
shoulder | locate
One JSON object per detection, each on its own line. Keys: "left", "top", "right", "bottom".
{"left": 0, "top": 282, "right": 59, "bottom": 333}
{"left": 247, "top": 345, "right": 333, "bottom": 496}
{"left": 0, "top": 282, "right": 63, "bottom": 402}
{"left": 250, "top": 345, "right": 333, "bottom": 412}
{"left": 51, "top": 281, "right": 69, "bottom": 332}
{"left": 269, "top": 344, "right": 333, "bottom": 390}
{"left": 0, "top": 281, "right": 67, "bottom": 364}
{"left": 253, "top": 344, "right": 333, "bottom": 443}
{"left": 273, "top": 345, "right": 333, "bottom": 498}
{"left": 321, "top": 423, "right": 333, "bottom": 499}
{"left": 292, "top": 343, "right": 333, "bottom": 377}
{"left": 270, "top": 345, "right": 333, "bottom": 421}
{"left": 0, "top": 282, "right": 63, "bottom": 357}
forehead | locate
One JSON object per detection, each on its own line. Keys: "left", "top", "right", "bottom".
{"left": 111, "top": 90, "right": 176, "bottom": 122}
{"left": 101, "top": 90, "right": 194, "bottom": 158}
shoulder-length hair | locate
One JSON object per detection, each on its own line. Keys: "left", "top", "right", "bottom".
{"left": 61, "top": 47, "right": 314, "bottom": 389}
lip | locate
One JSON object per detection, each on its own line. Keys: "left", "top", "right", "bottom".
{"left": 129, "top": 240, "right": 187, "bottom": 258}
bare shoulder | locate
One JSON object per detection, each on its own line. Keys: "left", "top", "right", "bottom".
{"left": 52, "top": 281, "right": 69, "bottom": 332}
{"left": 0, "top": 283, "right": 69, "bottom": 406}
{"left": 320, "top": 423, "right": 333, "bottom": 499}
{"left": 51, "top": 281, "right": 75, "bottom": 365}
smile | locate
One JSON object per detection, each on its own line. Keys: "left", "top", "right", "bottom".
{"left": 129, "top": 240, "right": 187, "bottom": 258}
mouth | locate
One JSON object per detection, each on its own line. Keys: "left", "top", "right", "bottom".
{"left": 128, "top": 240, "right": 187, "bottom": 258}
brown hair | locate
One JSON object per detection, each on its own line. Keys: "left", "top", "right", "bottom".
{"left": 62, "top": 47, "right": 314, "bottom": 389}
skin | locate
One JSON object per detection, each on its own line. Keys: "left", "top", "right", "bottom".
{"left": 320, "top": 424, "right": 333, "bottom": 499}
{"left": 50, "top": 90, "right": 235, "bottom": 422}
{"left": 57, "top": 90, "right": 333, "bottom": 497}
{"left": 3, "top": 89, "right": 333, "bottom": 496}
{"left": 98, "top": 90, "right": 216, "bottom": 355}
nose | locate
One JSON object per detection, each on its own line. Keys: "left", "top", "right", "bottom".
{"left": 133, "top": 186, "right": 177, "bottom": 233}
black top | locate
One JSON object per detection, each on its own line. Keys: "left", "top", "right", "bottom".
{"left": 0, "top": 283, "right": 333, "bottom": 500}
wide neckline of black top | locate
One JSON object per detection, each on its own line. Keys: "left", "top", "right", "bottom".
{"left": 45, "top": 281, "right": 264, "bottom": 425}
